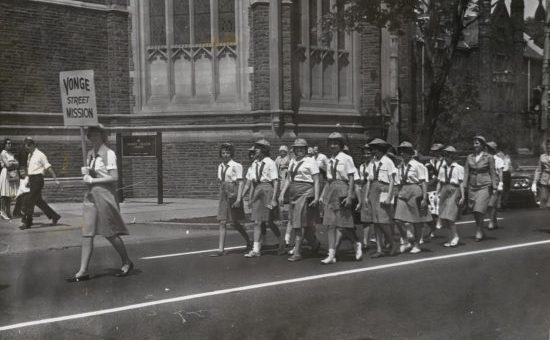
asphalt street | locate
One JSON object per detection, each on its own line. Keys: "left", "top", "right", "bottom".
{"left": 1, "top": 208, "right": 550, "bottom": 340}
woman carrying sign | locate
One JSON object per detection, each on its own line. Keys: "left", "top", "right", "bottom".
{"left": 67, "top": 125, "right": 133, "bottom": 282}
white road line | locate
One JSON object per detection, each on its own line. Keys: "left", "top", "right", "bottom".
{"left": 456, "top": 217, "right": 504, "bottom": 225}
{"left": 140, "top": 218, "right": 505, "bottom": 260}
{"left": 1, "top": 238, "right": 549, "bottom": 332}
{"left": 140, "top": 246, "right": 246, "bottom": 260}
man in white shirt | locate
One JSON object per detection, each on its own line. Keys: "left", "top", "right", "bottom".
{"left": 20, "top": 137, "right": 61, "bottom": 230}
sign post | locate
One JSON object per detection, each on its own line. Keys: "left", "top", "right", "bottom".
{"left": 59, "top": 70, "right": 98, "bottom": 166}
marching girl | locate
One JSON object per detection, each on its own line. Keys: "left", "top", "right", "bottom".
{"left": 68, "top": 125, "right": 133, "bottom": 282}
{"left": 211, "top": 143, "right": 252, "bottom": 257}
{"left": 463, "top": 136, "right": 498, "bottom": 241}
{"left": 365, "top": 138, "right": 398, "bottom": 258}
{"left": 244, "top": 139, "right": 285, "bottom": 257}
{"left": 425, "top": 143, "right": 445, "bottom": 237}
{"left": 356, "top": 143, "right": 374, "bottom": 250}
{"left": 532, "top": 138, "right": 550, "bottom": 208}
{"left": 436, "top": 146, "right": 464, "bottom": 247}
{"left": 393, "top": 142, "right": 431, "bottom": 254}
{"left": 320, "top": 132, "right": 361, "bottom": 264}
{"left": 278, "top": 138, "right": 320, "bottom": 262}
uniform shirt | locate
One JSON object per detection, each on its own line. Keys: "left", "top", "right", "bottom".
{"left": 218, "top": 160, "right": 243, "bottom": 182}
{"left": 248, "top": 157, "right": 278, "bottom": 183}
{"left": 497, "top": 152, "right": 511, "bottom": 172}
{"left": 493, "top": 155, "right": 504, "bottom": 182}
{"left": 326, "top": 152, "right": 355, "bottom": 181}
{"left": 437, "top": 162, "right": 464, "bottom": 185}
{"left": 367, "top": 155, "right": 397, "bottom": 184}
{"left": 87, "top": 144, "right": 117, "bottom": 178}
{"left": 534, "top": 154, "right": 550, "bottom": 185}
{"left": 314, "top": 153, "right": 328, "bottom": 172}
{"left": 27, "top": 148, "right": 52, "bottom": 176}
{"left": 275, "top": 155, "right": 291, "bottom": 181}
{"left": 245, "top": 160, "right": 258, "bottom": 181}
{"left": 358, "top": 161, "right": 372, "bottom": 183}
{"left": 397, "top": 159, "right": 427, "bottom": 184}
{"left": 288, "top": 157, "right": 319, "bottom": 183}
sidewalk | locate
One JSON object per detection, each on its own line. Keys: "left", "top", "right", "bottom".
{"left": 0, "top": 198, "right": 220, "bottom": 255}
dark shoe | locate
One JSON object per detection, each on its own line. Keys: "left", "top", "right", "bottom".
{"left": 370, "top": 252, "right": 384, "bottom": 258}
{"left": 209, "top": 251, "right": 226, "bottom": 257}
{"left": 66, "top": 274, "right": 90, "bottom": 283}
{"left": 18, "top": 223, "right": 31, "bottom": 230}
{"left": 51, "top": 215, "right": 61, "bottom": 226}
{"left": 277, "top": 245, "right": 287, "bottom": 256}
{"left": 115, "top": 262, "right": 134, "bottom": 277}
{"left": 288, "top": 254, "right": 303, "bottom": 262}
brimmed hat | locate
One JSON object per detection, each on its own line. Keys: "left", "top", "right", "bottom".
{"left": 486, "top": 141, "right": 498, "bottom": 151}
{"left": 443, "top": 145, "right": 457, "bottom": 153}
{"left": 255, "top": 139, "right": 271, "bottom": 149}
{"left": 327, "top": 132, "right": 346, "bottom": 142}
{"left": 473, "top": 135, "right": 487, "bottom": 144}
{"left": 292, "top": 138, "right": 308, "bottom": 148}
{"left": 279, "top": 145, "right": 289, "bottom": 152}
{"left": 368, "top": 138, "right": 390, "bottom": 148}
{"left": 23, "top": 136, "right": 35, "bottom": 144}
{"left": 248, "top": 146, "right": 256, "bottom": 152}
{"left": 220, "top": 142, "right": 234, "bottom": 151}
{"left": 430, "top": 143, "right": 444, "bottom": 151}
{"left": 397, "top": 141, "right": 414, "bottom": 150}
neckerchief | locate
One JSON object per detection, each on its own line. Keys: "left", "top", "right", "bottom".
{"left": 444, "top": 164, "right": 455, "bottom": 183}
{"left": 329, "top": 159, "right": 339, "bottom": 180}
{"left": 220, "top": 163, "right": 229, "bottom": 182}
{"left": 401, "top": 163, "right": 411, "bottom": 184}
{"left": 373, "top": 161, "right": 382, "bottom": 181}
{"left": 256, "top": 161, "right": 265, "bottom": 182}
{"left": 290, "top": 160, "right": 305, "bottom": 181}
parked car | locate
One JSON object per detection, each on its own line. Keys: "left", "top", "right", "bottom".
{"left": 508, "top": 165, "right": 537, "bottom": 207}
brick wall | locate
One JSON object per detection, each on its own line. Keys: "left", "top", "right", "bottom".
{"left": 0, "top": 0, "right": 130, "bottom": 115}
{"left": 249, "top": 2, "right": 270, "bottom": 111}
{"left": 359, "top": 26, "right": 382, "bottom": 116}
{"left": 281, "top": 2, "right": 293, "bottom": 112}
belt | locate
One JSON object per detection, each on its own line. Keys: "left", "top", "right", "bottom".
{"left": 28, "top": 174, "right": 44, "bottom": 177}
{"left": 470, "top": 169, "right": 489, "bottom": 175}
{"left": 291, "top": 180, "right": 313, "bottom": 184}
{"left": 442, "top": 182, "right": 460, "bottom": 187}
{"left": 373, "top": 180, "right": 389, "bottom": 185}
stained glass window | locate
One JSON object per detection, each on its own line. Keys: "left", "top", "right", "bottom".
{"left": 149, "top": 0, "right": 166, "bottom": 45}
{"left": 194, "top": 0, "right": 211, "bottom": 44}
{"left": 218, "top": 0, "right": 236, "bottom": 43}
{"left": 173, "top": 0, "right": 190, "bottom": 44}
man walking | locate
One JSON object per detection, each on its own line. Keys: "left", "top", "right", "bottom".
{"left": 19, "top": 137, "right": 61, "bottom": 230}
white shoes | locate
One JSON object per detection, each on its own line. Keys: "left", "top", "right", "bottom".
{"left": 400, "top": 243, "right": 412, "bottom": 253}
{"left": 321, "top": 255, "right": 336, "bottom": 264}
{"left": 0, "top": 211, "right": 9, "bottom": 220}
{"left": 410, "top": 246, "right": 422, "bottom": 254}
{"left": 355, "top": 242, "right": 363, "bottom": 261}
{"left": 444, "top": 237, "right": 459, "bottom": 247}
{"left": 244, "top": 250, "right": 261, "bottom": 258}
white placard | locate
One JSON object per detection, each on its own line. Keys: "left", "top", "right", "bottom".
{"left": 59, "top": 70, "right": 98, "bottom": 126}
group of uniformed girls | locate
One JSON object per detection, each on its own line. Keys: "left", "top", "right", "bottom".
{"left": 213, "top": 132, "right": 502, "bottom": 264}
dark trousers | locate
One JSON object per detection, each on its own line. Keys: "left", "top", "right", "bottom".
{"left": 22, "top": 175, "right": 59, "bottom": 225}
{"left": 13, "top": 193, "right": 28, "bottom": 217}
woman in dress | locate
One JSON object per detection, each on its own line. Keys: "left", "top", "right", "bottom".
{"left": 436, "top": 146, "right": 464, "bottom": 247}
{"left": 365, "top": 138, "right": 398, "bottom": 258}
{"left": 320, "top": 132, "right": 361, "bottom": 264}
{"left": 532, "top": 138, "right": 550, "bottom": 208}
{"left": 67, "top": 125, "right": 133, "bottom": 282}
{"left": 211, "top": 143, "right": 251, "bottom": 257}
{"left": 0, "top": 138, "right": 19, "bottom": 220}
{"left": 278, "top": 138, "right": 320, "bottom": 261}
{"left": 463, "top": 136, "right": 498, "bottom": 241}
{"left": 393, "top": 142, "right": 431, "bottom": 254}
{"left": 244, "top": 139, "right": 285, "bottom": 258}
{"left": 425, "top": 143, "right": 445, "bottom": 236}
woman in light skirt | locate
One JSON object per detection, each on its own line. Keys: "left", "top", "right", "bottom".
{"left": 463, "top": 136, "right": 498, "bottom": 241}
{"left": 436, "top": 146, "right": 464, "bottom": 247}
{"left": 278, "top": 138, "right": 320, "bottom": 261}
{"left": 320, "top": 132, "right": 361, "bottom": 264}
{"left": 0, "top": 138, "right": 19, "bottom": 220}
{"left": 67, "top": 125, "right": 133, "bottom": 282}
{"left": 211, "top": 143, "right": 251, "bottom": 256}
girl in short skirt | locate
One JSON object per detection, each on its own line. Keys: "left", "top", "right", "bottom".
{"left": 244, "top": 139, "right": 285, "bottom": 257}
{"left": 320, "top": 132, "right": 361, "bottom": 264}
{"left": 436, "top": 146, "right": 464, "bottom": 247}
{"left": 393, "top": 142, "right": 431, "bottom": 254}
{"left": 211, "top": 143, "right": 251, "bottom": 257}
{"left": 278, "top": 138, "right": 320, "bottom": 262}
{"left": 356, "top": 143, "right": 374, "bottom": 250}
{"left": 366, "top": 138, "right": 398, "bottom": 258}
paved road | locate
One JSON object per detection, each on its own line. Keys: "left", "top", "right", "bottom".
{"left": 1, "top": 208, "right": 550, "bottom": 339}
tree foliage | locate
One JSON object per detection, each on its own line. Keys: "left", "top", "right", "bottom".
{"left": 322, "top": 0, "right": 481, "bottom": 152}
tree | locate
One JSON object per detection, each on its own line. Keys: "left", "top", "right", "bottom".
{"left": 322, "top": 0, "right": 481, "bottom": 152}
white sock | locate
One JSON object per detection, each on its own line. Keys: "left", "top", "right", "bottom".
{"left": 285, "top": 233, "right": 291, "bottom": 244}
{"left": 253, "top": 242, "right": 261, "bottom": 253}
{"left": 328, "top": 249, "right": 335, "bottom": 257}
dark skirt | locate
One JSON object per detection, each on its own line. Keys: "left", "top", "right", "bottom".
{"left": 367, "top": 181, "right": 394, "bottom": 224}
{"left": 394, "top": 184, "right": 432, "bottom": 224}
{"left": 217, "top": 182, "right": 245, "bottom": 222}
{"left": 360, "top": 184, "right": 372, "bottom": 223}
{"left": 322, "top": 180, "right": 354, "bottom": 228}
{"left": 251, "top": 182, "right": 276, "bottom": 222}
{"left": 288, "top": 182, "right": 317, "bottom": 229}
{"left": 467, "top": 185, "right": 491, "bottom": 214}
{"left": 439, "top": 184, "right": 461, "bottom": 222}
{"left": 82, "top": 184, "right": 128, "bottom": 237}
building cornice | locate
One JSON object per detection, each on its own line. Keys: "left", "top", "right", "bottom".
{"left": 29, "top": 0, "right": 128, "bottom": 13}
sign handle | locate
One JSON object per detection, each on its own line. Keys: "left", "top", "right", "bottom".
{"left": 80, "top": 127, "right": 87, "bottom": 166}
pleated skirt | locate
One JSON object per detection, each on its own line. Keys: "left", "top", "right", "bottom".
{"left": 251, "top": 182, "right": 276, "bottom": 222}
{"left": 322, "top": 180, "right": 354, "bottom": 228}
{"left": 439, "top": 184, "right": 461, "bottom": 222}
{"left": 217, "top": 182, "right": 245, "bottom": 222}
{"left": 367, "top": 181, "right": 394, "bottom": 224}
{"left": 288, "top": 182, "right": 317, "bottom": 229}
{"left": 394, "top": 184, "right": 432, "bottom": 223}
